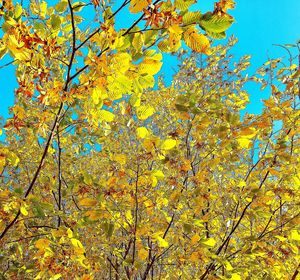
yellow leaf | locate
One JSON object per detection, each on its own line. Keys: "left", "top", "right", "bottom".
{"left": 238, "top": 181, "right": 246, "bottom": 188}
{"left": 189, "top": 251, "right": 199, "bottom": 262}
{"left": 129, "top": 0, "right": 150, "bottom": 13}
{"left": 290, "top": 230, "right": 300, "bottom": 241}
{"left": 136, "top": 127, "right": 149, "bottom": 138}
{"left": 35, "top": 239, "right": 51, "bottom": 250}
{"left": 139, "top": 51, "right": 163, "bottom": 75}
{"left": 151, "top": 176, "right": 158, "bottom": 187}
{"left": 125, "top": 210, "right": 133, "bottom": 223}
{"left": 136, "top": 105, "right": 155, "bottom": 120}
{"left": 152, "top": 170, "right": 164, "bottom": 179}
{"left": 138, "top": 248, "right": 149, "bottom": 260}
{"left": 175, "top": 0, "right": 196, "bottom": 10}
{"left": 92, "top": 87, "right": 101, "bottom": 105}
{"left": 112, "top": 154, "right": 127, "bottom": 165}
{"left": 12, "top": 105, "right": 26, "bottom": 119}
{"left": 239, "top": 127, "right": 257, "bottom": 138}
{"left": 292, "top": 69, "right": 300, "bottom": 79}
{"left": 201, "top": 238, "right": 216, "bottom": 247}
{"left": 51, "top": 228, "right": 65, "bottom": 238}
{"left": 191, "top": 234, "right": 200, "bottom": 245}
{"left": 14, "top": 4, "right": 23, "bottom": 18}
{"left": 183, "top": 26, "right": 210, "bottom": 54}
{"left": 161, "top": 139, "right": 177, "bottom": 150}
{"left": 224, "top": 260, "right": 233, "bottom": 271}
{"left": 139, "top": 59, "right": 163, "bottom": 75}
{"left": 99, "top": 110, "right": 115, "bottom": 122}
{"left": 275, "top": 235, "right": 286, "bottom": 241}
{"left": 76, "top": 255, "right": 90, "bottom": 268}
{"left": 144, "top": 50, "right": 162, "bottom": 61}
{"left": 67, "top": 228, "right": 73, "bottom": 238}
{"left": 156, "top": 236, "right": 169, "bottom": 248}
{"left": 237, "top": 137, "right": 252, "bottom": 149}
{"left": 168, "top": 24, "right": 183, "bottom": 35}
{"left": 40, "top": 1, "right": 48, "bottom": 19}
{"left": 7, "top": 35, "right": 31, "bottom": 61}
{"left": 0, "top": 156, "right": 5, "bottom": 174}
{"left": 231, "top": 273, "right": 241, "bottom": 280}
{"left": 85, "top": 210, "right": 103, "bottom": 221}
{"left": 50, "top": 274, "right": 62, "bottom": 280}
{"left": 107, "top": 75, "right": 131, "bottom": 98}
{"left": 132, "top": 32, "right": 144, "bottom": 52}
{"left": 78, "top": 198, "right": 98, "bottom": 207}
{"left": 111, "top": 53, "right": 131, "bottom": 73}
{"left": 167, "top": 25, "right": 183, "bottom": 52}
{"left": 20, "top": 206, "right": 28, "bottom": 216}
{"left": 81, "top": 275, "right": 93, "bottom": 280}
{"left": 71, "top": 238, "right": 84, "bottom": 248}
{"left": 34, "top": 272, "right": 44, "bottom": 280}
{"left": 262, "top": 98, "right": 276, "bottom": 108}
{"left": 293, "top": 175, "right": 300, "bottom": 189}
{"left": 0, "top": 189, "right": 10, "bottom": 199}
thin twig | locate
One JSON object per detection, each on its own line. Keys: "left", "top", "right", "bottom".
{"left": 0, "top": 59, "right": 16, "bottom": 69}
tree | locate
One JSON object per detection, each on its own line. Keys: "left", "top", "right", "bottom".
{"left": 0, "top": 0, "right": 299, "bottom": 279}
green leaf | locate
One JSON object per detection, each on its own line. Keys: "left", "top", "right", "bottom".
{"left": 175, "top": 104, "right": 189, "bottom": 112}
{"left": 183, "top": 223, "right": 192, "bottom": 233}
{"left": 132, "top": 32, "right": 144, "bottom": 52}
{"left": 55, "top": 1, "right": 68, "bottom": 13}
{"left": 73, "top": 2, "right": 85, "bottom": 12}
{"left": 157, "top": 40, "right": 171, "bottom": 53}
{"left": 14, "top": 4, "right": 23, "bottom": 19}
{"left": 200, "top": 12, "right": 234, "bottom": 33}
{"left": 182, "top": 11, "right": 201, "bottom": 25}
{"left": 51, "top": 14, "right": 61, "bottom": 30}
{"left": 206, "top": 30, "right": 226, "bottom": 39}
{"left": 14, "top": 188, "right": 23, "bottom": 195}
{"left": 175, "top": 0, "right": 196, "bottom": 11}
{"left": 0, "top": 46, "right": 7, "bottom": 59}
{"left": 106, "top": 222, "right": 114, "bottom": 237}
{"left": 33, "top": 204, "right": 45, "bottom": 218}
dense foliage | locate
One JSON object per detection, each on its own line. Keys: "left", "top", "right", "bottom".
{"left": 0, "top": 0, "right": 299, "bottom": 279}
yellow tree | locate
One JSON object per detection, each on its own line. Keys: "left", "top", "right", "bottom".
{"left": 1, "top": 0, "right": 300, "bottom": 279}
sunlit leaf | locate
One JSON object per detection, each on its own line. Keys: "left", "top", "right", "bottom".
{"left": 136, "top": 105, "right": 155, "bottom": 120}
{"left": 183, "top": 26, "right": 211, "bottom": 54}
{"left": 175, "top": 0, "right": 196, "bottom": 11}
{"left": 201, "top": 238, "right": 216, "bottom": 247}
{"left": 136, "top": 127, "right": 150, "bottom": 138}
{"left": 130, "top": 0, "right": 150, "bottom": 13}
{"left": 200, "top": 12, "right": 234, "bottom": 33}
{"left": 99, "top": 110, "right": 115, "bottom": 122}
{"left": 161, "top": 139, "right": 177, "bottom": 150}
{"left": 78, "top": 198, "right": 98, "bottom": 207}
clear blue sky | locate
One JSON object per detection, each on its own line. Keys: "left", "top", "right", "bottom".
{"left": 0, "top": 0, "right": 299, "bottom": 121}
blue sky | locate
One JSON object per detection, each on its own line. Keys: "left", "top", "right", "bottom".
{"left": 0, "top": 0, "right": 299, "bottom": 121}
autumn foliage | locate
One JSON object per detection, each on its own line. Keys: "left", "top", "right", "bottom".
{"left": 0, "top": 0, "right": 300, "bottom": 279}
